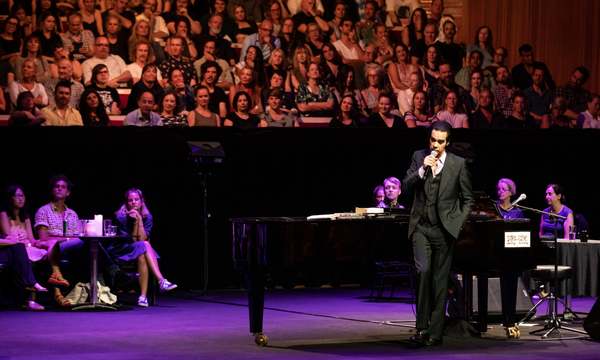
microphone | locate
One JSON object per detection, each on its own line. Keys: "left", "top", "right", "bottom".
{"left": 423, "top": 150, "right": 438, "bottom": 177}
{"left": 511, "top": 193, "right": 527, "bottom": 207}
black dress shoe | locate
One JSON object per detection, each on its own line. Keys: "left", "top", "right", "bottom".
{"left": 409, "top": 330, "right": 429, "bottom": 344}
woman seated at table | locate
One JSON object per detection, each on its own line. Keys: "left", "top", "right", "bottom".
{"left": 495, "top": 178, "right": 525, "bottom": 220}
{"left": 109, "top": 188, "right": 177, "bottom": 307}
{"left": 296, "top": 62, "right": 335, "bottom": 118}
{"left": 540, "top": 183, "right": 574, "bottom": 240}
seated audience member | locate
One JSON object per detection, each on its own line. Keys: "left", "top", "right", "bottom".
{"left": 40, "top": 80, "right": 83, "bottom": 126}
{"left": 0, "top": 16, "right": 23, "bottom": 63}
{"left": 328, "top": 1, "right": 346, "bottom": 42}
{"left": 554, "top": 66, "right": 592, "bottom": 123}
{"left": 240, "top": 19, "right": 280, "bottom": 62}
{"left": 159, "top": 90, "right": 188, "bottom": 127}
{"left": 159, "top": 36, "right": 197, "bottom": 87}
{"left": 194, "top": 40, "right": 233, "bottom": 90}
{"left": 61, "top": 12, "right": 95, "bottom": 63}
{"left": 493, "top": 65, "right": 514, "bottom": 118}
{"left": 135, "top": 0, "right": 169, "bottom": 47}
{"left": 80, "top": 0, "right": 104, "bottom": 37}
{"left": 199, "top": 61, "right": 229, "bottom": 118}
{"left": 388, "top": 43, "right": 418, "bottom": 93}
{"left": 44, "top": 58, "right": 85, "bottom": 108}
{"left": 320, "top": 43, "right": 350, "bottom": 91}
{"left": 224, "top": 91, "right": 267, "bottom": 128}
{"left": 128, "top": 19, "right": 165, "bottom": 65}
{"left": 581, "top": 94, "right": 600, "bottom": 129}
{"left": 263, "top": 0, "right": 285, "bottom": 36}
{"left": 436, "top": 19, "right": 465, "bottom": 74}
{"left": 373, "top": 184, "right": 385, "bottom": 207}
{"left": 524, "top": 65, "right": 552, "bottom": 127}
{"left": 264, "top": 47, "right": 287, "bottom": 84}
{"left": 292, "top": 0, "right": 329, "bottom": 34}
{"left": 196, "top": 13, "right": 236, "bottom": 66}
{"left": 124, "top": 91, "right": 163, "bottom": 126}
{"left": 355, "top": 0, "right": 378, "bottom": 44}
{"left": 48, "top": 47, "right": 83, "bottom": 83}
{"left": 540, "top": 184, "right": 574, "bottom": 239}
{"left": 164, "top": 68, "right": 195, "bottom": 112}
{"left": 433, "top": 90, "right": 469, "bottom": 128}
{"left": 87, "top": 64, "right": 121, "bottom": 115}
{"left": 0, "top": 238, "right": 47, "bottom": 310}
{"left": 102, "top": 0, "right": 136, "bottom": 33}
{"left": 397, "top": 71, "right": 424, "bottom": 116}
{"left": 110, "top": 188, "right": 177, "bottom": 307}
{"left": 421, "top": 43, "right": 440, "bottom": 85}
{"left": 377, "top": 177, "right": 405, "bottom": 209}
{"left": 279, "top": 17, "right": 300, "bottom": 59}
{"left": 165, "top": 1, "right": 203, "bottom": 36}
{"left": 296, "top": 62, "right": 335, "bottom": 117}
{"left": 427, "top": 62, "right": 467, "bottom": 113}
{"left": 34, "top": 175, "right": 85, "bottom": 307}
{"left": 233, "top": 45, "right": 266, "bottom": 87}
{"left": 8, "top": 92, "right": 46, "bottom": 126}
{"left": 125, "top": 64, "right": 164, "bottom": 114}
{"left": 469, "top": 89, "right": 504, "bottom": 129}
{"left": 232, "top": 4, "right": 257, "bottom": 44}
{"left": 463, "top": 69, "right": 484, "bottom": 114}
{"left": 333, "top": 66, "right": 364, "bottom": 109}
{"left": 361, "top": 64, "right": 387, "bottom": 115}
{"left": 31, "top": 12, "right": 63, "bottom": 59}
{"left": 548, "top": 96, "right": 572, "bottom": 128}
{"left": 495, "top": 178, "right": 525, "bottom": 220}
{"left": 82, "top": 36, "right": 131, "bottom": 85}
{"left": 401, "top": 7, "right": 427, "bottom": 55}
{"left": 79, "top": 88, "right": 110, "bottom": 126}
{"left": 466, "top": 26, "right": 494, "bottom": 69}
{"left": 229, "top": 67, "right": 263, "bottom": 115}
{"left": 455, "top": 50, "right": 493, "bottom": 91}
{"left": 126, "top": 41, "right": 163, "bottom": 84}
{"left": 262, "top": 88, "right": 296, "bottom": 127}
{"left": 105, "top": 15, "right": 131, "bottom": 63}
{"left": 261, "top": 70, "right": 296, "bottom": 112}
{"left": 306, "top": 22, "right": 325, "bottom": 62}
{"left": 371, "top": 23, "right": 394, "bottom": 65}
{"left": 404, "top": 90, "right": 432, "bottom": 127}
{"left": 511, "top": 43, "right": 554, "bottom": 91}
{"left": 485, "top": 46, "right": 508, "bottom": 76}
{"left": 11, "top": 4, "right": 34, "bottom": 39}
{"left": 172, "top": 16, "right": 198, "bottom": 59}
{"left": 505, "top": 92, "right": 537, "bottom": 129}
{"left": 329, "top": 94, "right": 361, "bottom": 128}
{"left": 1, "top": 185, "right": 48, "bottom": 264}
{"left": 332, "top": 18, "right": 365, "bottom": 64}
{"left": 188, "top": 86, "right": 220, "bottom": 127}
{"left": 289, "top": 44, "right": 311, "bottom": 91}
{"left": 368, "top": 93, "right": 410, "bottom": 128}
{"left": 8, "top": 58, "right": 48, "bottom": 108}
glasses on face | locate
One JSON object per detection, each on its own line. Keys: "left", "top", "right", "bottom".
{"left": 430, "top": 137, "right": 446, "bottom": 145}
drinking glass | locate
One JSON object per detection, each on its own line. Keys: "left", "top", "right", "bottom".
{"left": 103, "top": 219, "right": 113, "bottom": 236}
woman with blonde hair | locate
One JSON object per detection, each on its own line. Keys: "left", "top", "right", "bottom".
{"left": 288, "top": 44, "right": 312, "bottom": 91}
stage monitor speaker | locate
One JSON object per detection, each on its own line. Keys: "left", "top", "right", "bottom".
{"left": 584, "top": 297, "right": 600, "bottom": 340}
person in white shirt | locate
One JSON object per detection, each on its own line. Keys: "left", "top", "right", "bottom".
{"left": 581, "top": 94, "right": 600, "bottom": 129}
{"left": 82, "top": 36, "right": 131, "bottom": 85}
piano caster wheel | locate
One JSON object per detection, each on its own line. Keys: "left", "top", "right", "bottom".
{"left": 254, "top": 333, "right": 269, "bottom": 346}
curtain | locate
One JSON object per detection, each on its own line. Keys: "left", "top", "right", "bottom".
{"left": 462, "top": 0, "right": 599, "bottom": 93}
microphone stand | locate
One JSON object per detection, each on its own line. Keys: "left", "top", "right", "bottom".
{"left": 515, "top": 204, "right": 586, "bottom": 338}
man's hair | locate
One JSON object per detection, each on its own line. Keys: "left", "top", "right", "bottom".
{"left": 50, "top": 175, "right": 73, "bottom": 192}
{"left": 518, "top": 43, "right": 533, "bottom": 55}
{"left": 497, "top": 178, "right": 517, "bottom": 196}
{"left": 532, "top": 64, "right": 545, "bottom": 74}
{"left": 430, "top": 121, "right": 452, "bottom": 141}
{"left": 383, "top": 176, "right": 401, "bottom": 187}
{"left": 200, "top": 60, "right": 223, "bottom": 80}
{"left": 55, "top": 80, "right": 72, "bottom": 95}
{"left": 574, "top": 66, "right": 590, "bottom": 84}
{"left": 268, "top": 88, "right": 282, "bottom": 99}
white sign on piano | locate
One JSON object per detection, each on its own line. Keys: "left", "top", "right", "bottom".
{"left": 504, "top": 231, "right": 531, "bottom": 248}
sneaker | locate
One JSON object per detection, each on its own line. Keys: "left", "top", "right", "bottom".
{"left": 137, "top": 296, "right": 148, "bottom": 307}
{"left": 159, "top": 279, "right": 177, "bottom": 292}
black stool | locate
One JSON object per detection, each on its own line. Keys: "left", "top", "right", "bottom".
{"left": 370, "top": 261, "right": 414, "bottom": 299}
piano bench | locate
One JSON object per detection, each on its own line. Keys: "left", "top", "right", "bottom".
{"left": 530, "top": 265, "right": 573, "bottom": 281}
{"left": 370, "top": 261, "right": 415, "bottom": 299}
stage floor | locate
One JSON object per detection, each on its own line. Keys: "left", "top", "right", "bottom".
{"left": 1, "top": 288, "right": 599, "bottom": 360}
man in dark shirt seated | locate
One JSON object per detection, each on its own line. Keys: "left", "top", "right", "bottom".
{"left": 554, "top": 66, "right": 591, "bottom": 123}
{"left": 523, "top": 64, "right": 552, "bottom": 127}
{"left": 195, "top": 14, "right": 237, "bottom": 66}
{"left": 436, "top": 20, "right": 465, "bottom": 74}
{"left": 510, "top": 43, "right": 554, "bottom": 91}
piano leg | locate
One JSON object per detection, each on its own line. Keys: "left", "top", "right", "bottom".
{"left": 477, "top": 275, "right": 489, "bottom": 333}
{"left": 246, "top": 266, "right": 268, "bottom": 346}
{"left": 463, "top": 272, "right": 473, "bottom": 323}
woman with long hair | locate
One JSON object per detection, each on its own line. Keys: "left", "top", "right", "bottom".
{"left": 232, "top": 4, "right": 257, "bottom": 44}
{"left": 110, "top": 188, "right": 178, "bottom": 307}
{"left": 128, "top": 19, "right": 165, "bottom": 65}
{"left": 421, "top": 44, "right": 440, "bottom": 85}
{"left": 264, "top": 0, "right": 284, "bottom": 36}
{"left": 464, "top": 69, "right": 483, "bottom": 114}
{"left": 159, "top": 90, "right": 187, "bottom": 126}
{"left": 388, "top": 43, "right": 417, "bottom": 93}
{"left": 234, "top": 45, "right": 265, "bottom": 87}
{"left": 79, "top": 88, "right": 110, "bottom": 126}
{"left": 289, "top": 44, "right": 311, "bottom": 91}
{"left": 404, "top": 90, "right": 432, "bottom": 127}
{"left": 80, "top": 0, "right": 104, "bottom": 36}
{"left": 87, "top": 63, "right": 121, "bottom": 115}
{"left": 402, "top": 7, "right": 427, "bottom": 50}
{"left": 188, "top": 86, "right": 220, "bottom": 126}
{"left": 329, "top": 93, "right": 361, "bottom": 128}
{"left": 432, "top": 90, "right": 469, "bottom": 128}
{"left": 224, "top": 91, "right": 267, "bottom": 128}
{"left": 31, "top": 12, "right": 63, "bottom": 59}
{"left": 0, "top": 16, "right": 22, "bottom": 62}
{"left": 467, "top": 25, "right": 494, "bottom": 69}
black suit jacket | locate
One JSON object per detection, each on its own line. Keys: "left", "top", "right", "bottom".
{"left": 403, "top": 149, "right": 474, "bottom": 240}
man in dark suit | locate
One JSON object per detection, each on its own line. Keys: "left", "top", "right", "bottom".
{"left": 403, "top": 121, "right": 473, "bottom": 346}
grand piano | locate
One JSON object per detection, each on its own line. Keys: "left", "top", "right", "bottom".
{"left": 232, "top": 199, "right": 546, "bottom": 345}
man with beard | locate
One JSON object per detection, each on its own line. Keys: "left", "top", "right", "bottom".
{"left": 511, "top": 43, "right": 554, "bottom": 91}
{"left": 40, "top": 80, "right": 83, "bottom": 126}
{"left": 554, "top": 66, "right": 591, "bottom": 122}
{"left": 44, "top": 59, "right": 84, "bottom": 108}
{"left": 524, "top": 65, "right": 552, "bottom": 127}
{"left": 436, "top": 20, "right": 465, "bottom": 74}
{"left": 195, "top": 14, "right": 236, "bottom": 66}
{"left": 194, "top": 40, "right": 234, "bottom": 90}
{"left": 427, "top": 62, "right": 468, "bottom": 114}
{"left": 493, "top": 65, "right": 514, "bottom": 118}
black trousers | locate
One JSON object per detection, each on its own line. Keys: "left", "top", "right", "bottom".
{"left": 0, "top": 243, "right": 37, "bottom": 289}
{"left": 500, "top": 272, "right": 519, "bottom": 327}
{"left": 412, "top": 223, "right": 454, "bottom": 340}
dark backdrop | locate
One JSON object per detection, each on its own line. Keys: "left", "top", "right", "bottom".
{"left": 2, "top": 128, "right": 597, "bottom": 289}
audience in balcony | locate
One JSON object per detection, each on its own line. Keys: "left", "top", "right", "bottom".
{"left": 79, "top": 88, "right": 110, "bottom": 126}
